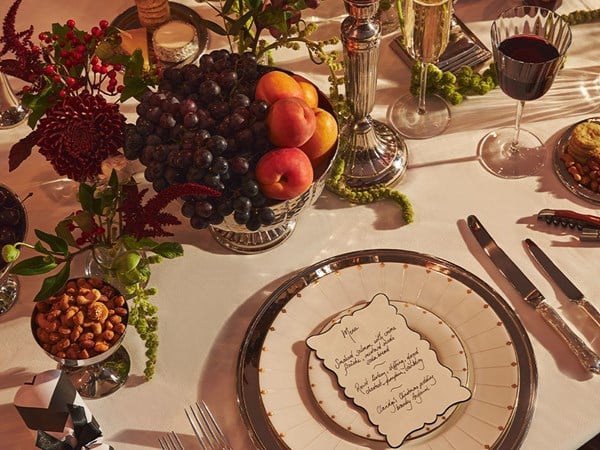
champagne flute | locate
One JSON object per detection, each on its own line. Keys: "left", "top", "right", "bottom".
{"left": 388, "top": 0, "right": 453, "bottom": 139}
{"left": 478, "top": 6, "right": 571, "bottom": 178}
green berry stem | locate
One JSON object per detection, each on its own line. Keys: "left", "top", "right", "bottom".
{"left": 326, "top": 158, "right": 415, "bottom": 224}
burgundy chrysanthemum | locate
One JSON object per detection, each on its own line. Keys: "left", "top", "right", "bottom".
{"left": 35, "top": 91, "right": 126, "bottom": 182}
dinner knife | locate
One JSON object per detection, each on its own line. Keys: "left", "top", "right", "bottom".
{"left": 467, "top": 215, "right": 600, "bottom": 374}
{"left": 525, "top": 238, "right": 600, "bottom": 328}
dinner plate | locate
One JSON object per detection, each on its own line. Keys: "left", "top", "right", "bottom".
{"left": 237, "top": 249, "right": 537, "bottom": 450}
{"left": 552, "top": 117, "right": 600, "bottom": 205}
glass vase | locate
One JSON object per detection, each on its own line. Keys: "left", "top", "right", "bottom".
{"left": 85, "top": 244, "right": 149, "bottom": 298}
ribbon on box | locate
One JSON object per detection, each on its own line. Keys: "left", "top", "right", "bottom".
{"left": 14, "top": 370, "right": 113, "bottom": 450}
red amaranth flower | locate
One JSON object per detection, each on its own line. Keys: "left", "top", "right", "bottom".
{"left": 35, "top": 91, "right": 126, "bottom": 182}
{"left": 119, "top": 183, "right": 221, "bottom": 239}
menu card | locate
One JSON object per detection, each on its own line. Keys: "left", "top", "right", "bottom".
{"left": 306, "top": 293, "right": 471, "bottom": 447}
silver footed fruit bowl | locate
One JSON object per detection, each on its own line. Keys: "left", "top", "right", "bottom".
{"left": 209, "top": 89, "right": 339, "bottom": 254}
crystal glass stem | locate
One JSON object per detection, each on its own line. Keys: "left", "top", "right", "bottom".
{"left": 339, "top": 0, "right": 407, "bottom": 188}
{"left": 510, "top": 100, "right": 525, "bottom": 153}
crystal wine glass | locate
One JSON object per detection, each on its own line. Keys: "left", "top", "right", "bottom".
{"left": 31, "top": 278, "right": 130, "bottom": 398}
{"left": 388, "top": 0, "right": 454, "bottom": 139}
{"left": 478, "top": 6, "right": 571, "bottom": 178}
{"left": 0, "top": 184, "right": 27, "bottom": 315}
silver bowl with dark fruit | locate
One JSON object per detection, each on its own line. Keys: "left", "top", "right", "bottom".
{"left": 0, "top": 184, "right": 28, "bottom": 314}
{"left": 208, "top": 89, "right": 339, "bottom": 254}
{"left": 123, "top": 50, "right": 340, "bottom": 253}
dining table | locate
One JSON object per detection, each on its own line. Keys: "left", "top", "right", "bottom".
{"left": 1, "top": 0, "right": 599, "bottom": 449}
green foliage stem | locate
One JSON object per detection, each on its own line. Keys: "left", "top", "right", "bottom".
{"left": 326, "top": 158, "right": 414, "bottom": 224}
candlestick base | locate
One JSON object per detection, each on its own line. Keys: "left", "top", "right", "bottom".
{"left": 338, "top": 117, "right": 408, "bottom": 188}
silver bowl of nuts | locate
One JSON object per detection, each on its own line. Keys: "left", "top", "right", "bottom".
{"left": 31, "top": 277, "right": 129, "bottom": 398}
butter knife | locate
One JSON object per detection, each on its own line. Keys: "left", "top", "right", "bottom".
{"left": 525, "top": 238, "right": 600, "bottom": 328}
{"left": 467, "top": 215, "right": 600, "bottom": 374}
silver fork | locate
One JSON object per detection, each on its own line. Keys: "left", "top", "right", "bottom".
{"left": 185, "top": 401, "right": 232, "bottom": 450}
{"left": 158, "top": 431, "right": 185, "bottom": 450}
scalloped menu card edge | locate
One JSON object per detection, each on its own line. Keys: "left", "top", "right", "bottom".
{"left": 306, "top": 293, "right": 472, "bottom": 448}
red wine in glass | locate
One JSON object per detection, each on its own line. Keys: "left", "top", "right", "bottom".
{"left": 497, "top": 35, "right": 560, "bottom": 101}
{"left": 478, "top": 6, "right": 572, "bottom": 179}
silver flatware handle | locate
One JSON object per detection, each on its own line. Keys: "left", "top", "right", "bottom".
{"left": 578, "top": 298, "right": 600, "bottom": 328}
{"left": 538, "top": 303, "right": 600, "bottom": 374}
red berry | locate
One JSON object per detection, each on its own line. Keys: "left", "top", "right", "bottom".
{"left": 58, "top": 90, "right": 67, "bottom": 98}
{"left": 38, "top": 32, "right": 47, "bottom": 40}
{"left": 91, "top": 56, "right": 100, "bottom": 65}
{"left": 52, "top": 75, "right": 61, "bottom": 83}
{"left": 66, "top": 19, "right": 76, "bottom": 28}
{"left": 91, "top": 26, "right": 100, "bottom": 37}
{"left": 113, "top": 63, "right": 122, "bottom": 71}
{"left": 44, "top": 65, "right": 55, "bottom": 75}
{"left": 116, "top": 85, "right": 124, "bottom": 93}
{"left": 66, "top": 77, "right": 76, "bottom": 86}
{"left": 99, "top": 20, "right": 109, "bottom": 29}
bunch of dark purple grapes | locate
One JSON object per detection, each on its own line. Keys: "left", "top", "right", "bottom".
{"left": 124, "top": 49, "right": 279, "bottom": 231}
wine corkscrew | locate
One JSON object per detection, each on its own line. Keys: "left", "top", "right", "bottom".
{"left": 537, "top": 209, "right": 600, "bottom": 241}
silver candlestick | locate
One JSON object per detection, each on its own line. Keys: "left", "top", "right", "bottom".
{"left": 339, "top": 0, "right": 407, "bottom": 188}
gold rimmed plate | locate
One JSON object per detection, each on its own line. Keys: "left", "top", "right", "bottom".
{"left": 552, "top": 117, "right": 600, "bottom": 205}
{"left": 237, "top": 249, "right": 537, "bottom": 450}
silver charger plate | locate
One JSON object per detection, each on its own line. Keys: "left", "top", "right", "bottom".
{"left": 552, "top": 117, "right": 600, "bottom": 205}
{"left": 237, "top": 249, "right": 537, "bottom": 450}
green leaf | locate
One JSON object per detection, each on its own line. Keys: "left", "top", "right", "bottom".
{"left": 78, "top": 182, "right": 95, "bottom": 212}
{"left": 121, "top": 235, "right": 157, "bottom": 250}
{"left": 72, "top": 210, "right": 96, "bottom": 235}
{"left": 10, "top": 255, "right": 58, "bottom": 275}
{"left": 109, "top": 168, "right": 119, "bottom": 192}
{"left": 220, "top": 0, "right": 237, "bottom": 15}
{"left": 34, "top": 241, "right": 52, "bottom": 256}
{"left": 55, "top": 220, "right": 77, "bottom": 247}
{"left": 33, "top": 262, "right": 71, "bottom": 302}
{"left": 151, "top": 242, "right": 183, "bottom": 259}
{"left": 34, "top": 230, "right": 69, "bottom": 256}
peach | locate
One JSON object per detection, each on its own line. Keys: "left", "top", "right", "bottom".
{"left": 300, "top": 108, "right": 338, "bottom": 168}
{"left": 255, "top": 147, "right": 314, "bottom": 200}
{"left": 266, "top": 97, "right": 317, "bottom": 148}
{"left": 255, "top": 70, "right": 304, "bottom": 105}
{"left": 292, "top": 74, "right": 319, "bottom": 109}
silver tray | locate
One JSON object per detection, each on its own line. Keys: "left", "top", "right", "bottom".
{"left": 237, "top": 249, "right": 537, "bottom": 450}
{"left": 553, "top": 117, "right": 600, "bottom": 205}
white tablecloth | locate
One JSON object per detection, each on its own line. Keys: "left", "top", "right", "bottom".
{"left": 1, "top": 0, "right": 599, "bottom": 449}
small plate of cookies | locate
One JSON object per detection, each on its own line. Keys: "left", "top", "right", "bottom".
{"left": 553, "top": 117, "right": 600, "bottom": 204}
